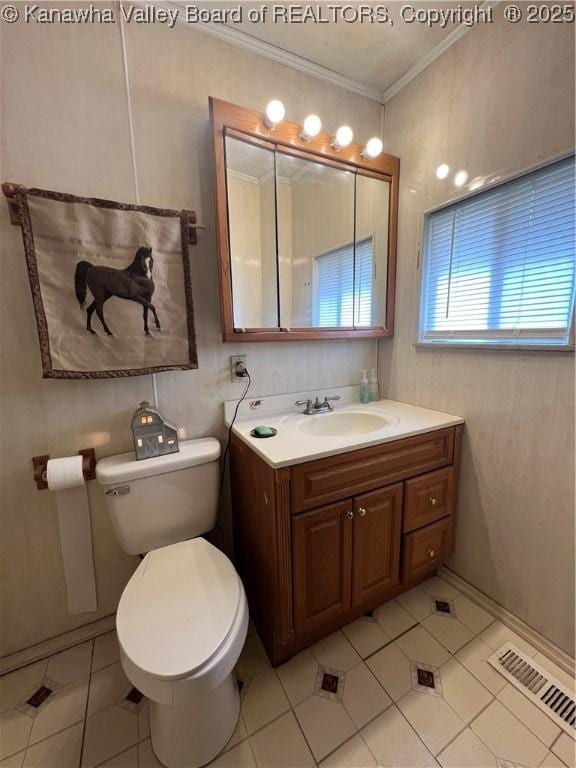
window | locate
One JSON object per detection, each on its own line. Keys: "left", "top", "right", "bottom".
{"left": 420, "top": 156, "right": 575, "bottom": 348}
{"left": 314, "top": 237, "right": 374, "bottom": 327}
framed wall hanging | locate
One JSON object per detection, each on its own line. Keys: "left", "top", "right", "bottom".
{"left": 4, "top": 185, "right": 199, "bottom": 379}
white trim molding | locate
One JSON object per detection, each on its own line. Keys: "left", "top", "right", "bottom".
{"left": 0, "top": 615, "right": 116, "bottom": 677}
{"left": 381, "top": 1, "right": 499, "bottom": 102}
{"left": 439, "top": 567, "right": 575, "bottom": 677}
{"left": 136, "top": 0, "right": 498, "bottom": 105}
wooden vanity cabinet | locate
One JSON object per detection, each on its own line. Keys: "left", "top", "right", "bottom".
{"left": 230, "top": 423, "right": 463, "bottom": 666}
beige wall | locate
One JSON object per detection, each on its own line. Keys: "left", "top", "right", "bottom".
{"left": 380, "top": 8, "right": 575, "bottom": 655}
{"left": 0, "top": 15, "right": 380, "bottom": 656}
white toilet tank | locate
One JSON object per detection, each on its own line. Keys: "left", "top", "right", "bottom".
{"left": 96, "top": 438, "right": 221, "bottom": 555}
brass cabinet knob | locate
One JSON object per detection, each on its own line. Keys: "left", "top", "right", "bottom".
{"left": 428, "top": 497, "right": 438, "bottom": 506}
{"left": 358, "top": 507, "right": 367, "bottom": 517}
{"left": 346, "top": 510, "right": 354, "bottom": 519}
{"left": 427, "top": 548, "right": 436, "bottom": 558}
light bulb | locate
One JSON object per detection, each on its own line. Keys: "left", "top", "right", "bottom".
{"left": 301, "top": 114, "right": 322, "bottom": 142}
{"left": 362, "top": 137, "right": 383, "bottom": 159}
{"left": 436, "top": 163, "right": 450, "bottom": 180}
{"left": 332, "top": 125, "right": 353, "bottom": 150}
{"left": 264, "top": 99, "right": 285, "bottom": 129}
{"left": 454, "top": 170, "right": 469, "bottom": 187}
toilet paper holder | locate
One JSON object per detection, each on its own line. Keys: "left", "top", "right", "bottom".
{"left": 32, "top": 448, "right": 96, "bottom": 491}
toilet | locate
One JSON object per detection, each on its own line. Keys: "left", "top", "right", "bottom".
{"left": 96, "top": 438, "right": 248, "bottom": 768}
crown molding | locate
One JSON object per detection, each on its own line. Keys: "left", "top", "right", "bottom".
{"left": 381, "top": 1, "right": 500, "bottom": 103}
{"left": 136, "top": 0, "right": 498, "bottom": 106}
{"left": 143, "top": 0, "right": 382, "bottom": 101}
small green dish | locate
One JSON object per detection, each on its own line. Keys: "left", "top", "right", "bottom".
{"left": 250, "top": 426, "right": 278, "bottom": 439}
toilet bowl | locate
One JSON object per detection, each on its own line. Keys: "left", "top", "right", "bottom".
{"left": 117, "top": 538, "right": 248, "bottom": 767}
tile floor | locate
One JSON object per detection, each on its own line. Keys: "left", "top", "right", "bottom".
{"left": 0, "top": 576, "right": 574, "bottom": 768}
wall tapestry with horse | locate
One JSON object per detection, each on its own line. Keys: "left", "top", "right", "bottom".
{"left": 15, "top": 187, "right": 197, "bottom": 379}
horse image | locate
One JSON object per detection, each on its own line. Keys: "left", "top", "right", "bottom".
{"left": 74, "top": 246, "right": 161, "bottom": 337}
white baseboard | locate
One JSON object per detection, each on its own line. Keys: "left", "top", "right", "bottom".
{"left": 439, "top": 567, "right": 575, "bottom": 677}
{"left": 0, "top": 615, "right": 116, "bottom": 677}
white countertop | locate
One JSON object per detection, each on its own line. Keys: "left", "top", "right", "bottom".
{"left": 225, "top": 387, "right": 464, "bottom": 469}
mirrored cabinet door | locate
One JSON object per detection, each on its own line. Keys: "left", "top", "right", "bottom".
{"left": 355, "top": 173, "right": 391, "bottom": 327}
{"left": 225, "top": 135, "right": 279, "bottom": 329}
{"left": 276, "top": 152, "right": 356, "bottom": 328}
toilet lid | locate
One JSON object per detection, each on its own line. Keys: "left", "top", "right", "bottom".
{"left": 117, "top": 538, "right": 241, "bottom": 681}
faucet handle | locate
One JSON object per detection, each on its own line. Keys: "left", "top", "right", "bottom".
{"left": 295, "top": 399, "right": 313, "bottom": 407}
{"left": 324, "top": 395, "right": 341, "bottom": 402}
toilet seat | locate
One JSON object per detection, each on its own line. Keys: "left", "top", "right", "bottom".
{"left": 117, "top": 538, "right": 243, "bottom": 682}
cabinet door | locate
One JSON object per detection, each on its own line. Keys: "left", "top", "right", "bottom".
{"left": 352, "top": 484, "right": 403, "bottom": 606}
{"left": 292, "top": 500, "right": 353, "bottom": 635}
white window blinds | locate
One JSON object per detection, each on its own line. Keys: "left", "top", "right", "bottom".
{"left": 315, "top": 237, "right": 374, "bottom": 327}
{"left": 420, "top": 156, "right": 575, "bottom": 347}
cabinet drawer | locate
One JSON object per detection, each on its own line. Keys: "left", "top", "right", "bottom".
{"left": 402, "top": 517, "right": 453, "bottom": 584}
{"left": 403, "top": 468, "right": 455, "bottom": 533}
{"left": 291, "top": 428, "right": 455, "bottom": 513}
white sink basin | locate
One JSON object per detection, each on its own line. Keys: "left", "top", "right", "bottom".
{"left": 298, "top": 411, "right": 390, "bottom": 437}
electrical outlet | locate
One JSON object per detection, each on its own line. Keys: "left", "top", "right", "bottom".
{"left": 230, "top": 355, "right": 247, "bottom": 383}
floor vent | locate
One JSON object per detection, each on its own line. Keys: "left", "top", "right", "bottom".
{"left": 488, "top": 642, "right": 575, "bottom": 735}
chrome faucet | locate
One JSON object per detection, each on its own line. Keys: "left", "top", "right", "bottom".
{"left": 294, "top": 396, "right": 341, "bottom": 415}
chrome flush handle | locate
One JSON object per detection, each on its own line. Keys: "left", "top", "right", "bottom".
{"left": 106, "top": 485, "right": 130, "bottom": 497}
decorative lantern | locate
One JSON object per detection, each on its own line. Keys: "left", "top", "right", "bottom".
{"left": 131, "top": 401, "right": 179, "bottom": 461}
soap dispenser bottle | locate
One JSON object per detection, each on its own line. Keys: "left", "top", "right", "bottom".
{"left": 360, "top": 369, "right": 370, "bottom": 404}
{"left": 369, "top": 369, "right": 379, "bottom": 401}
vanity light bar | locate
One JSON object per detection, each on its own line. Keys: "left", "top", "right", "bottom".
{"left": 264, "top": 100, "right": 383, "bottom": 160}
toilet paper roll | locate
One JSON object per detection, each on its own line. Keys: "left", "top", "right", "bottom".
{"left": 47, "top": 456, "right": 97, "bottom": 615}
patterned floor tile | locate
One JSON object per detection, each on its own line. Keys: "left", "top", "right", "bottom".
{"left": 398, "top": 689, "right": 467, "bottom": 755}
{"left": 0, "top": 663, "right": 48, "bottom": 715}
{"left": 479, "top": 621, "right": 538, "bottom": 658}
{"left": 3, "top": 589, "right": 573, "bottom": 768}
{"left": 92, "top": 633, "right": 120, "bottom": 673}
{"left": 294, "top": 693, "right": 356, "bottom": 761}
{"left": 236, "top": 635, "right": 272, "bottom": 681}
{"left": 311, "top": 631, "right": 360, "bottom": 673}
{"left": 361, "top": 705, "right": 437, "bottom": 767}
{"left": 366, "top": 640, "right": 412, "bottom": 701}
{"left": 422, "top": 613, "right": 475, "bottom": 653}
{"left": 342, "top": 663, "right": 391, "bottom": 728}
{"left": 23, "top": 722, "right": 83, "bottom": 768}
{"left": 0, "top": 710, "right": 33, "bottom": 760}
{"left": 341, "top": 617, "right": 391, "bottom": 659}
{"left": 87, "top": 663, "right": 132, "bottom": 717}
{"left": 455, "top": 637, "right": 508, "bottom": 695}
{"left": 250, "top": 711, "right": 315, "bottom": 768}
{"left": 276, "top": 650, "right": 317, "bottom": 707}
{"left": 241, "top": 669, "right": 290, "bottom": 735}
{"left": 497, "top": 683, "right": 561, "bottom": 748}
{"left": 320, "top": 734, "right": 377, "bottom": 768}
{"left": 438, "top": 727, "right": 499, "bottom": 767}
{"left": 46, "top": 642, "right": 93, "bottom": 686}
{"left": 28, "top": 677, "right": 88, "bottom": 745}
{"left": 550, "top": 733, "right": 575, "bottom": 768}
{"left": 81, "top": 705, "right": 138, "bottom": 768}
{"left": 374, "top": 600, "right": 417, "bottom": 640}
{"left": 470, "top": 700, "right": 549, "bottom": 767}
{"left": 440, "top": 657, "right": 493, "bottom": 723}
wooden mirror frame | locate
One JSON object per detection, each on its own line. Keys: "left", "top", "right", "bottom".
{"left": 210, "top": 96, "right": 399, "bottom": 342}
